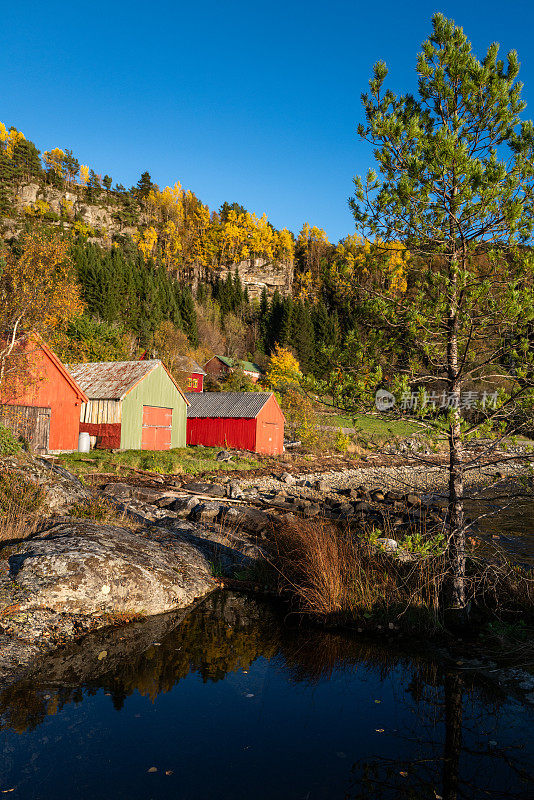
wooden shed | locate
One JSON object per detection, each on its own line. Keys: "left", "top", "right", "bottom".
{"left": 70, "top": 360, "right": 188, "bottom": 450}
{"left": 185, "top": 392, "right": 285, "bottom": 455}
{"left": 174, "top": 355, "right": 206, "bottom": 392}
{"left": 0, "top": 338, "right": 88, "bottom": 453}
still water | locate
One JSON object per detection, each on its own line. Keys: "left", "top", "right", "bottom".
{"left": 1, "top": 592, "right": 532, "bottom": 800}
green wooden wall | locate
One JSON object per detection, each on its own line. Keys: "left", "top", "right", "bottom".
{"left": 120, "top": 364, "right": 187, "bottom": 449}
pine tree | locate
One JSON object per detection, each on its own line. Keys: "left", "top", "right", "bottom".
{"left": 136, "top": 171, "right": 154, "bottom": 200}
{"left": 349, "top": 13, "right": 534, "bottom": 611}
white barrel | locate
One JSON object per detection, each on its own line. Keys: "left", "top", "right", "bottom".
{"left": 78, "top": 432, "right": 91, "bottom": 453}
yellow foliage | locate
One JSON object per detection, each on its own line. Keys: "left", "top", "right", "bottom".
{"left": 135, "top": 226, "right": 158, "bottom": 261}
{"left": 23, "top": 199, "right": 50, "bottom": 217}
{"left": 328, "top": 236, "right": 409, "bottom": 300}
{"left": 43, "top": 148, "right": 66, "bottom": 177}
{"left": 79, "top": 165, "right": 90, "bottom": 186}
{"left": 265, "top": 345, "right": 302, "bottom": 392}
{"left": 0, "top": 232, "right": 83, "bottom": 345}
{"left": 73, "top": 220, "right": 97, "bottom": 237}
{"left": 1, "top": 125, "right": 26, "bottom": 158}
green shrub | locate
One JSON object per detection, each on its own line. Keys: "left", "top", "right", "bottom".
{"left": 0, "top": 425, "right": 21, "bottom": 456}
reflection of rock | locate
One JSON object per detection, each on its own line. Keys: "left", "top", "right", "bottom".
{"left": 0, "top": 592, "right": 280, "bottom": 733}
{"left": 11, "top": 521, "right": 214, "bottom": 615}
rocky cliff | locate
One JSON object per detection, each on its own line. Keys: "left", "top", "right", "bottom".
{"left": 3, "top": 182, "right": 294, "bottom": 298}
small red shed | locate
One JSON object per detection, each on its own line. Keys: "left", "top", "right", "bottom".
{"left": 185, "top": 392, "right": 285, "bottom": 455}
{"left": 174, "top": 356, "right": 206, "bottom": 392}
{"left": 0, "top": 338, "right": 88, "bottom": 452}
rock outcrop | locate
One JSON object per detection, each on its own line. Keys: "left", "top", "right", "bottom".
{"left": 10, "top": 521, "right": 215, "bottom": 616}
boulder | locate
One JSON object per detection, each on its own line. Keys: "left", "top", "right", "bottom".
{"left": 103, "top": 482, "right": 134, "bottom": 501}
{"left": 189, "top": 501, "right": 222, "bottom": 523}
{"left": 181, "top": 482, "right": 226, "bottom": 498}
{"left": 0, "top": 454, "right": 90, "bottom": 514}
{"left": 9, "top": 522, "right": 214, "bottom": 616}
{"left": 216, "top": 450, "right": 233, "bottom": 462}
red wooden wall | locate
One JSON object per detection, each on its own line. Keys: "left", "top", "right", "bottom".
{"left": 2, "top": 344, "right": 86, "bottom": 451}
{"left": 255, "top": 395, "right": 285, "bottom": 454}
{"left": 187, "top": 417, "right": 257, "bottom": 451}
{"left": 186, "top": 372, "right": 204, "bottom": 392}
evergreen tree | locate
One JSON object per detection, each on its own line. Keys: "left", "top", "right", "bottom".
{"left": 136, "top": 171, "right": 154, "bottom": 199}
{"left": 11, "top": 139, "right": 42, "bottom": 182}
{"left": 348, "top": 13, "right": 534, "bottom": 611}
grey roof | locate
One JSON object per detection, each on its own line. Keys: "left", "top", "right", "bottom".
{"left": 174, "top": 355, "right": 206, "bottom": 376}
{"left": 185, "top": 391, "right": 274, "bottom": 418}
{"left": 68, "top": 360, "right": 162, "bottom": 400}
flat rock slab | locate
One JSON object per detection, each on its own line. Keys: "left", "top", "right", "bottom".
{"left": 9, "top": 522, "right": 215, "bottom": 616}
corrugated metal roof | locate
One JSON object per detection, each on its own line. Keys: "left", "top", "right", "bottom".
{"left": 174, "top": 356, "right": 206, "bottom": 376}
{"left": 68, "top": 360, "right": 161, "bottom": 400}
{"left": 185, "top": 391, "right": 273, "bottom": 418}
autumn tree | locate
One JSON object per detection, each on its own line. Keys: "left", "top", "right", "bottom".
{"left": 0, "top": 231, "right": 83, "bottom": 396}
{"left": 348, "top": 14, "right": 534, "bottom": 613}
{"left": 266, "top": 344, "right": 318, "bottom": 445}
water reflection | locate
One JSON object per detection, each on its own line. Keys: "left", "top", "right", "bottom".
{"left": 0, "top": 592, "right": 532, "bottom": 800}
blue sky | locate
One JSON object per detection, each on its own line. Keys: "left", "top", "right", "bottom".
{"left": 2, "top": 0, "right": 533, "bottom": 242}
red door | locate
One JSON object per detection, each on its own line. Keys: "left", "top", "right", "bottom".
{"left": 141, "top": 406, "right": 172, "bottom": 450}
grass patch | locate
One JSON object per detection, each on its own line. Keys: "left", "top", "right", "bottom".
{"left": 58, "top": 446, "right": 262, "bottom": 478}
{"left": 319, "top": 413, "right": 423, "bottom": 439}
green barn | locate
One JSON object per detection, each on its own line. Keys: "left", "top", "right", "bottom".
{"left": 69, "top": 360, "right": 189, "bottom": 450}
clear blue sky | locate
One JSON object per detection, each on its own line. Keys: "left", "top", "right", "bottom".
{"left": 2, "top": 0, "right": 533, "bottom": 242}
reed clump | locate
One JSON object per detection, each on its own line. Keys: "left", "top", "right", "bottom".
{"left": 269, "top": 517, "right": 534, "bottom": 635}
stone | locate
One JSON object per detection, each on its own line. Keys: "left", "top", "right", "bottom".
{"left": 181, "top": 482, "right": 226, "bottom": 497}
{"left": 10, "top": 521, "right": 214, "bottom": 616}
{"left": 376, "top": 538, "right": 398, "bottom": 552}
{"left": 280, "top": 472, "right": 296, "bottom": 485}
{"left": 216, "top": 450, "right": 233, "bottom": 462}
{"left": 227, "top": 482, "right": 244, "bottom": 500}
{"left": 405, "top": 493, "right": 422, "bottom": 507}
{"left": 189, "top": 502, "right": 222, "bottom": 523}
{"left": 103, "top": 483, "right": 134, "bottom": 501}
{"left": 314, "top": 479, "right": 329, "bottom": 492}
{"left": 233, "top": 508, "right": 274, "bottom": 535}
{"left": 353, "top": 501, "right": 372, "bottom": 513}
{"left": 370, "top": 489, "right": 385, "bottom": 502}
{"left": 171, "top": 496, "right": 202, "bottom": 516}
{"left": 301, "top": 503, "right": 321, "bottom": 518}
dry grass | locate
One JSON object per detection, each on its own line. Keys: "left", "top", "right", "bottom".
{"left": 0, "top": 470, "right": 44, "bottom": 543}
{"left": 268, "top": 517, "right": 534, "bottom": 635}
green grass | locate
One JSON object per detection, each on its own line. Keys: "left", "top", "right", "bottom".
{"left": 58, "top": 447, "right": 262, "bottom": 477}
{"left": 319, "top": 413, "right": 423, "bottom": 439}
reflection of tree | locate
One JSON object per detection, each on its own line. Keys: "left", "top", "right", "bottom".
{"left": 347, "top": 670, "right": 532, "bottom": 800}
{"left": 0, "top": 593, "right": 279, "bottom": 733}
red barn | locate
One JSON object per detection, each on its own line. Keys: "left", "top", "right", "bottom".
{"left": 0, "top": 338, "right": 88, "bottom": 452}
{"left": 185, "top": 392, "right": 285, "bottom": 455}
